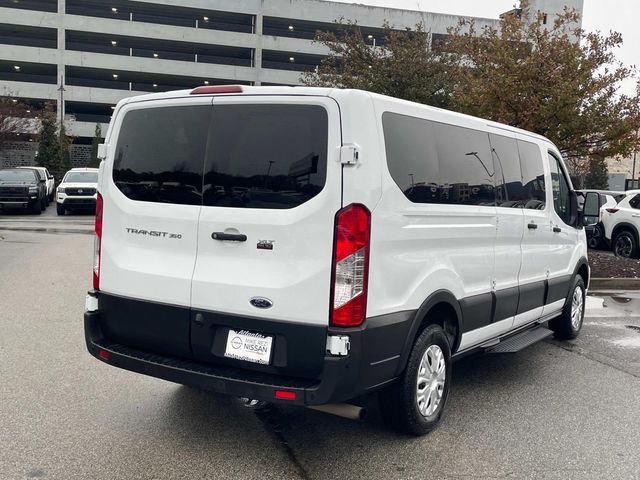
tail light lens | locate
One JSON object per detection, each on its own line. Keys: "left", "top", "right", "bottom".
{"left": 93, "top": 192, "right": 103, "bottom": 290}
{"left": 605, "top": 208, "right": 619, "bottom": 214}
{"left": 330, "top": 204, "right": 371, "bottom": 327}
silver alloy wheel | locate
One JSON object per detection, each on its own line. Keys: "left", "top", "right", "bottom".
{"left": 416, "top": 344, "right": 446, "bottom": 417}
{"left": 614, "top": 233, "right": 634, "bottom": 258}
{"left": 570, "top": 285, "right": 584, "bottom": 330}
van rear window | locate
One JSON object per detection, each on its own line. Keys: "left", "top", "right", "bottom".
{"left": 112, "top": 103, "right": 328, "bottom": 209}
{"left": 202, "top": 104, "right": 328, "bottom": 209}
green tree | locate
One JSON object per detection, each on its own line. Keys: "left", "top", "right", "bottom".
{"left": 301, "top": 21, "right": 452, "bottom": 108}
{"left": 88, "top": 123, "right": 103, "bottom": 168}
{"left": 58, "top": 122, "right": 72, "bottom": 174}
{"left": 446, "top": 0, "right": 640, "bottom": 173}
{"left": 584, "top": 156, "right": 609, "bottom": 189}
{"left": 36, "top": 110, "right": 60, "bottom": 172}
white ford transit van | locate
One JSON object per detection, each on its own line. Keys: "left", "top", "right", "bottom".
{"left": 85, "top": 85, "right": 589, "bottom": 435}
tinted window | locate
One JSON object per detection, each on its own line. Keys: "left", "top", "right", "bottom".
{"left": 203, "top": 104, "right": 328, "bottom": 209}
{"left": 548, "top": 153, "right": 571, "bottom": 224}
{"left": 113, "top": 106, "right": 210, "bottom": 205}
{"left": 517, "top": 140, "right": 546, "bottom": 210}
{"left": 630, "top": 194, "right": 640, "bottom": 209}
{"left": 490, "top": 134, "right": 528, "bottom": 207}
{"left": 383, "top": 112, "right": 495, "bottom": 206}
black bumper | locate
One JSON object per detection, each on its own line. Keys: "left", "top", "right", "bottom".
{"left": 62, "top": 198, "right": 96, "bottom": 208}
{"left": 84, "top": 292, "right": 415, "bottom": 406}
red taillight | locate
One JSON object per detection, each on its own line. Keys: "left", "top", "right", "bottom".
{"left": 93, "top": 192, "right": 103, "bottom": 290}
{"left": 98, "top": 349, "right": 110, "bottom": 361}
{"left": 190, "top": 85, "right": 243, "bottom": 95}
{"left": 606, "top": 208, "right": 619, "bottom": 214}
{"left": 330, "top": 204, "right": 371, "bottom": 327}
{"left": 275, "top": 390, "right": 297, "bottom": 401}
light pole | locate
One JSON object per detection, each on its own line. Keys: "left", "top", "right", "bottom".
{"left": 632, "top": 128, "right": 639, "bottom": 187}
{"left": 57, "top": 75, "right": 65, "bottom": 139}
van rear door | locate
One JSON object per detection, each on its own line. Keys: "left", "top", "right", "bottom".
{"left": 189, "top": 96, "right": 342, "bottom": 375}
{"left": 100, "top": 97, "right": 211, "bottom": 358}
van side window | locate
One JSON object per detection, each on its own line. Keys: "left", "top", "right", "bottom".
{"left": 113, "top": 105, "right": 209, "bottom": 205}
{"left": 202, "top": 104, "right": 328, "bottom": 209}
{"left": 517, "top": 140, "right": 546, "bottom": 210}
{"left": 489, "top": 134, "right": 528, "bottom": 208}
{"left": 548, "top": 153, "right": 571, "bottom": 225}
{"left": 382, "top": 112, "right": 495, "bottom": 206}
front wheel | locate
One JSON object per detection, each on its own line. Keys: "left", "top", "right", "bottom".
{"left": 549, "top": 276, "right": 585, "bottom": 340}
{"left": 613, "top": 230, "right": 639, "bottom": 259}
{"left": 379, "top": 324, "right": 451, "bottom": 436}
{"left": 31, "top": 200, "right": 42, "bottom": 215}
{"left": 56, "top": 203, "right": 65, "bottom": 216}
{"left": 587, "top": 224, "right": 603, "bottom": 249}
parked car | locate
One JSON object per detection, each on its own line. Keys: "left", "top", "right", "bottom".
{"left": 56, "top": 168, "right": 99, "bottom": 215}
{"left": 0, "top": 167, "right": 48, "bottom": 214}
{"left": 600, "top": 189, "right": 640, "bottom": 258}
{"left": 84, "top": 86, "right": 588, "bottom": 436}
{"left": 578, "top": 189, "right": 625, "bottom": 249}
{"left": 18, "top": 166, "right": 55, "bottom": 202}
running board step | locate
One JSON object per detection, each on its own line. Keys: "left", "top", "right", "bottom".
{"left": 486, "top": 327, "right": 553, "bottom": 353}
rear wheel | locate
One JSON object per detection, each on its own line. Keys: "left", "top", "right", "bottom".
{"left": 549, "top": 276, "right": 585, "bottom": 340}
{"left": 379, "top": 324, "right": 451, "bottom": 436}
{"left": 613, "top": 230, "right": 639, "bottom": 259}
{"left": 56, "top": 203, "right": 65, "bottom": 216}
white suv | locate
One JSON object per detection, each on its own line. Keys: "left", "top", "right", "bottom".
{"left": 56, "top": 168, "right": 99, "bottom": 215}
{"left": 602, "top": 190, "right": 640, "bottom": 258}
{"left": 84, "top": 86, "right": 588, "bottom": 436}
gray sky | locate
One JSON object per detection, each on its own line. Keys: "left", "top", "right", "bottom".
{"left": 329, "top": 0, "right": 639, "bottom": 97}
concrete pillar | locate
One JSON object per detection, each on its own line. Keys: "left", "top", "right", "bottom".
{"left": 254, "top": 12, "right": 263, "bottom": 86}
{"left": 57, "top": 0, "right": 66, "bottom": 124}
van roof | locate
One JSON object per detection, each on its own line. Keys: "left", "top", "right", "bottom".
{"left": 117, "top": 86, "right": 551, "bottom": 146}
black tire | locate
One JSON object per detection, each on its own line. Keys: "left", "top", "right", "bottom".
{"left": 549, "top": 276, "right": 585, "bottom": 340}
{"left": 31, "top": 200, "right": 42, "bottom": 215}
{"left": 612, "top": 230, "right": 639, "bottom": 259}
{"left": 56, "top": 203, "right": 65, "bottom": 216}
{"left": 378, "top": 324, "right": 452, "bottom": 436}
{"left": 587, "top": 224, "right": 603, "bottom": 250}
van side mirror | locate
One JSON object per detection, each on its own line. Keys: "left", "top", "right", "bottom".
{"left": 582, "top": 192, "right": 601, "bottom": 226}
{"left": 39, "top": 179, "right": 46, "bottom": 184}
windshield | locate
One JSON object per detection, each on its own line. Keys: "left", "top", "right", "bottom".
{"left": 0, "top": 169, "right": 37, "bottom": 182}
{"left": 64, "top": 172, "right": 98, "bottom": 183}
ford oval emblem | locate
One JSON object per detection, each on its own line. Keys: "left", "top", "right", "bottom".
{"left": 250, "top": 297, "right": 273, "bottom": 309}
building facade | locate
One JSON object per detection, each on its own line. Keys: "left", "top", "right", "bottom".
{"left": 0, "top": 0, "right": 583, "bottom": 166}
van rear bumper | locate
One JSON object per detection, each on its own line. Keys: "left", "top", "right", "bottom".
{"left": 84, "top": 298, "right": 415, "bottom": 405}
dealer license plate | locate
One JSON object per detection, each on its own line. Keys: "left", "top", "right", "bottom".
{"left": 224, "top": 329, "right": 273, "bottom": 365}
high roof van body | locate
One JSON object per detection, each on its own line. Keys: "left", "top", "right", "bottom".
{"left": 85, "top": 86, "right": 588, "bottom": 435}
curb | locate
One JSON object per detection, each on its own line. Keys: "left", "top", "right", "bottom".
{"left": 589, "top": 278, "right": 640, "bottom": 291}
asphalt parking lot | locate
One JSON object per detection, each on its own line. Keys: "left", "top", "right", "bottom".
{"left": 1, "top": 208, "right": 639, "bottom": 480}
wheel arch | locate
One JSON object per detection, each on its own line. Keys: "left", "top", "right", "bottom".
{"left": 612, "top": 222, "right": 639, "bottom": 243}
{"left": 573, "top": 257, "right": 590, "bottom": 289}
{"left": 396, "top": 290, "right": 462, "bottom": 376}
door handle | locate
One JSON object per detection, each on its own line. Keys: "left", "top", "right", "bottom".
{"left": 527, "top": 223, "right": 538, "bottom": 230}
{"left": 211, "top": 232, "right": 247, "bottom": 242}
{"left": 633, "top": 214, "right": 640, "bottom": 218}
{"left": 553, "top": 226, "right": 562, "bottom": 233}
